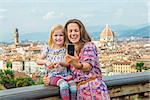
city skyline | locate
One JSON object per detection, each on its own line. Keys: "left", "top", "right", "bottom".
{"left": 0, "top": 0, "right": 149, "bottom": 42}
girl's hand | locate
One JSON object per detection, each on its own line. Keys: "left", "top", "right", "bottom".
{"left": 55, "top": 62, "right": 70, "bottom": 68}
{"left": 36, "top": 59, "right": 47, "bottom": 65}
{"left": 45, "top": 61, "right": 52, "bottom": 67}
{"left": 43, "top": 75, "right": 50, "bottom": 86}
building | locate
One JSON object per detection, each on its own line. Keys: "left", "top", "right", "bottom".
{"left": 100, "top": 25, "right": 115, "bottom": 47}
{"left": 0, "top": 60, "right": 4, "bottom": 69}
{"left": 14, "top": 28, "right": 19, "bottom": 47}
{"left": 24, "top": 60, "right": 38, "bottom": 74}
{"left": 112, "top": 60, "right": 136, "bottom": 75}
{"left": 12, "top": 60, "right": 23, "bottom": 72}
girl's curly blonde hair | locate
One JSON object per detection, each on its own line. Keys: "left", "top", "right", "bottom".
{"left": 48, "top": 24, "right": 66, "bottom": 48}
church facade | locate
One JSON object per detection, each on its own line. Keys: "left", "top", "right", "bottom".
{"left": 100, "top": 25, "right": 115, "bottom": 47}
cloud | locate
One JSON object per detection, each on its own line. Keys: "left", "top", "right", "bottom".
{"left": 148, "top": 12, "right": 150, "bottom": 23}
{"left": 0, "top": 15, "right": 5, "bottom": 19}
{"left": 113, "top": 9, "right": 123, "bottom": 19}
{"left": 31, "top": 9, "right": 36, "bottom": 13}
{"left": 148, "top": 12, "right": 150, "bottom": 16}
{"left": 81, "top": 13, "right": 94, "bottom": 19}
{"left": 101, "top": 10, "right": 110, "bottom": 13}
{"left": 42, "top": 11, "right": 64, "bottom": 20}
{"left": 0, "top": 8, "right": 7, "bottom": 12}
{"left": 0, "top": 9, "right": 7, "bottom": 19}
{"left": 148, "top": 1, "right": 150, "bottom": 6}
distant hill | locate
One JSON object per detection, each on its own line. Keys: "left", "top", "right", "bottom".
{"left": 129, "top": 25, "right": 150, "bottom": 37}
{"left": 21, "top": 24, "right": 149, "bottom": 41}
{"left": 87, "top": 24, "right": 150, "bottom": 40}
{"left": 1, "top": 24, "right": 149, "bottom": 43}
{"left": 20, "top": 32, "right": 49, "bottom": 42}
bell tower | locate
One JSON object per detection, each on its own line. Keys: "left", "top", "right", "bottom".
{"left": 14, "top": 28, "right": 19, "bottom": 46}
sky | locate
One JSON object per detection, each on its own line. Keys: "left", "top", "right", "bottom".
{"left": 0, "top": 0, "right": 149, "bottom": 42}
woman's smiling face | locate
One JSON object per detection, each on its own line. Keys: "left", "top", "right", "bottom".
{"left": 67, "top": 23, "right": 80, "bottom": 44}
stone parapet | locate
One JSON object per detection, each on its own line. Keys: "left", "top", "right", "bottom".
{"left": 0, "top": 72, "right": 149, "bottom": 100}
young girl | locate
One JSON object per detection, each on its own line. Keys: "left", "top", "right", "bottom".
{"left": 37, "top": 24, "right": 76, "bottom": 100}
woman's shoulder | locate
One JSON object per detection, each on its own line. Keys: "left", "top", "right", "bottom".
{"left": 83, "top": 42, "right": 96, "bottom": 49}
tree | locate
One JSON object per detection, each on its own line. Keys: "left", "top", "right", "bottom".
{"left": 136, "top": 62, "right": 144, "bottom": 72}
{"left": 0, "top": 69, "right": 35, "bottom": 89}
{"left": 15, "top": 77, "right": 35, "bottom": 88}
{"left": 0, "top": 69, "right": 15, "bottom": 89}
{"left": 6, "top": 60, "right": 12, "bottom": 69}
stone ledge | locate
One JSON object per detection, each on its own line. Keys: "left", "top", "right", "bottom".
{"left": 0, "top": 72, "right": 149, "bottom": 100}
{"left": 109, "top": 82, "right": 150, "bottom": 97}
{"left": 0, "top": 85, "right": 59, "bottom": 100}
{"left": 104, "top": 71, "right": 150, "bottom": 86}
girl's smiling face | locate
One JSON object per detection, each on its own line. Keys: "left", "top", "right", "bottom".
{"left": 52, "top": 29, "right": 64, "bottom": 46}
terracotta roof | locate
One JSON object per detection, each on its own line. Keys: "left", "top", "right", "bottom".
{"left": 141, "top": 55, "right": 150, "bottom": 59}
{"left": 14, "top": 71, "right": 29, "bottom": 79}
{"left": 28, "top": 46, "right": 41, "bottom": 51}
{"left": 131, "top": 65, "right": 136, "bottom": 68}
{"left": 100, "top": 25, "right": 115, "bottom": 37}
{"left": 113, "top": 60, "right": 131, "bottom": 65}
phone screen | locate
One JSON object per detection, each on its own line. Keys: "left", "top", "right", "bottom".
{"left": 67, "top": 44, "right": 74, "bottom": 56}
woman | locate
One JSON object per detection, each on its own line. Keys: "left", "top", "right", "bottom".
{"left": 63, "top": 19, "right": 110, "bottom": 100}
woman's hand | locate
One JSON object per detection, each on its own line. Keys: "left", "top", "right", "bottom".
{"left": 65, "top": 52, "right": 80, "bottom": 68}
{"left": 43, "top": 75, "right": 50, "bottom": 86}
{"left": 65, "top": 52, "right": 91, "bottom": 71}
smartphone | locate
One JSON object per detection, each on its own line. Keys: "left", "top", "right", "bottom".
{"left": 67, "top": 44, "right": 74, "bottom": 56}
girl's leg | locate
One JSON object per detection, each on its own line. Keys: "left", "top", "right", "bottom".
{"left": 54, "top": 77, "right": 70, "bottom": 100}
{"left": 68, "top": 80, "right": 77, "bottom": 100}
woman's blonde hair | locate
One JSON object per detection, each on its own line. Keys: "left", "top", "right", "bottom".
{"left": 48, "top": 24, "right": 65, "bottom": 47}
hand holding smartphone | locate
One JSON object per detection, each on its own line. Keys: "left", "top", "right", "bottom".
{"left": 67, "top": 44, "right": 74, "bottom": 56}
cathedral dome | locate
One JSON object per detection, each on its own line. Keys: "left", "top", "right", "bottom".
{"left": 100, "top": 25, "right": 115, "bottom": 37}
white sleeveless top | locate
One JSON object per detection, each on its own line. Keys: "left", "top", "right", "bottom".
{"left": 42, "top": 45, "right": 68, "bottom": 77}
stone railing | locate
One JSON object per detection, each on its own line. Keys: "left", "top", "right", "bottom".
{"left": 106, "top": 71, "right": 150, "bottom": 99}
{"left": 0, "top": 72, "right": 149, "bottom": 100}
